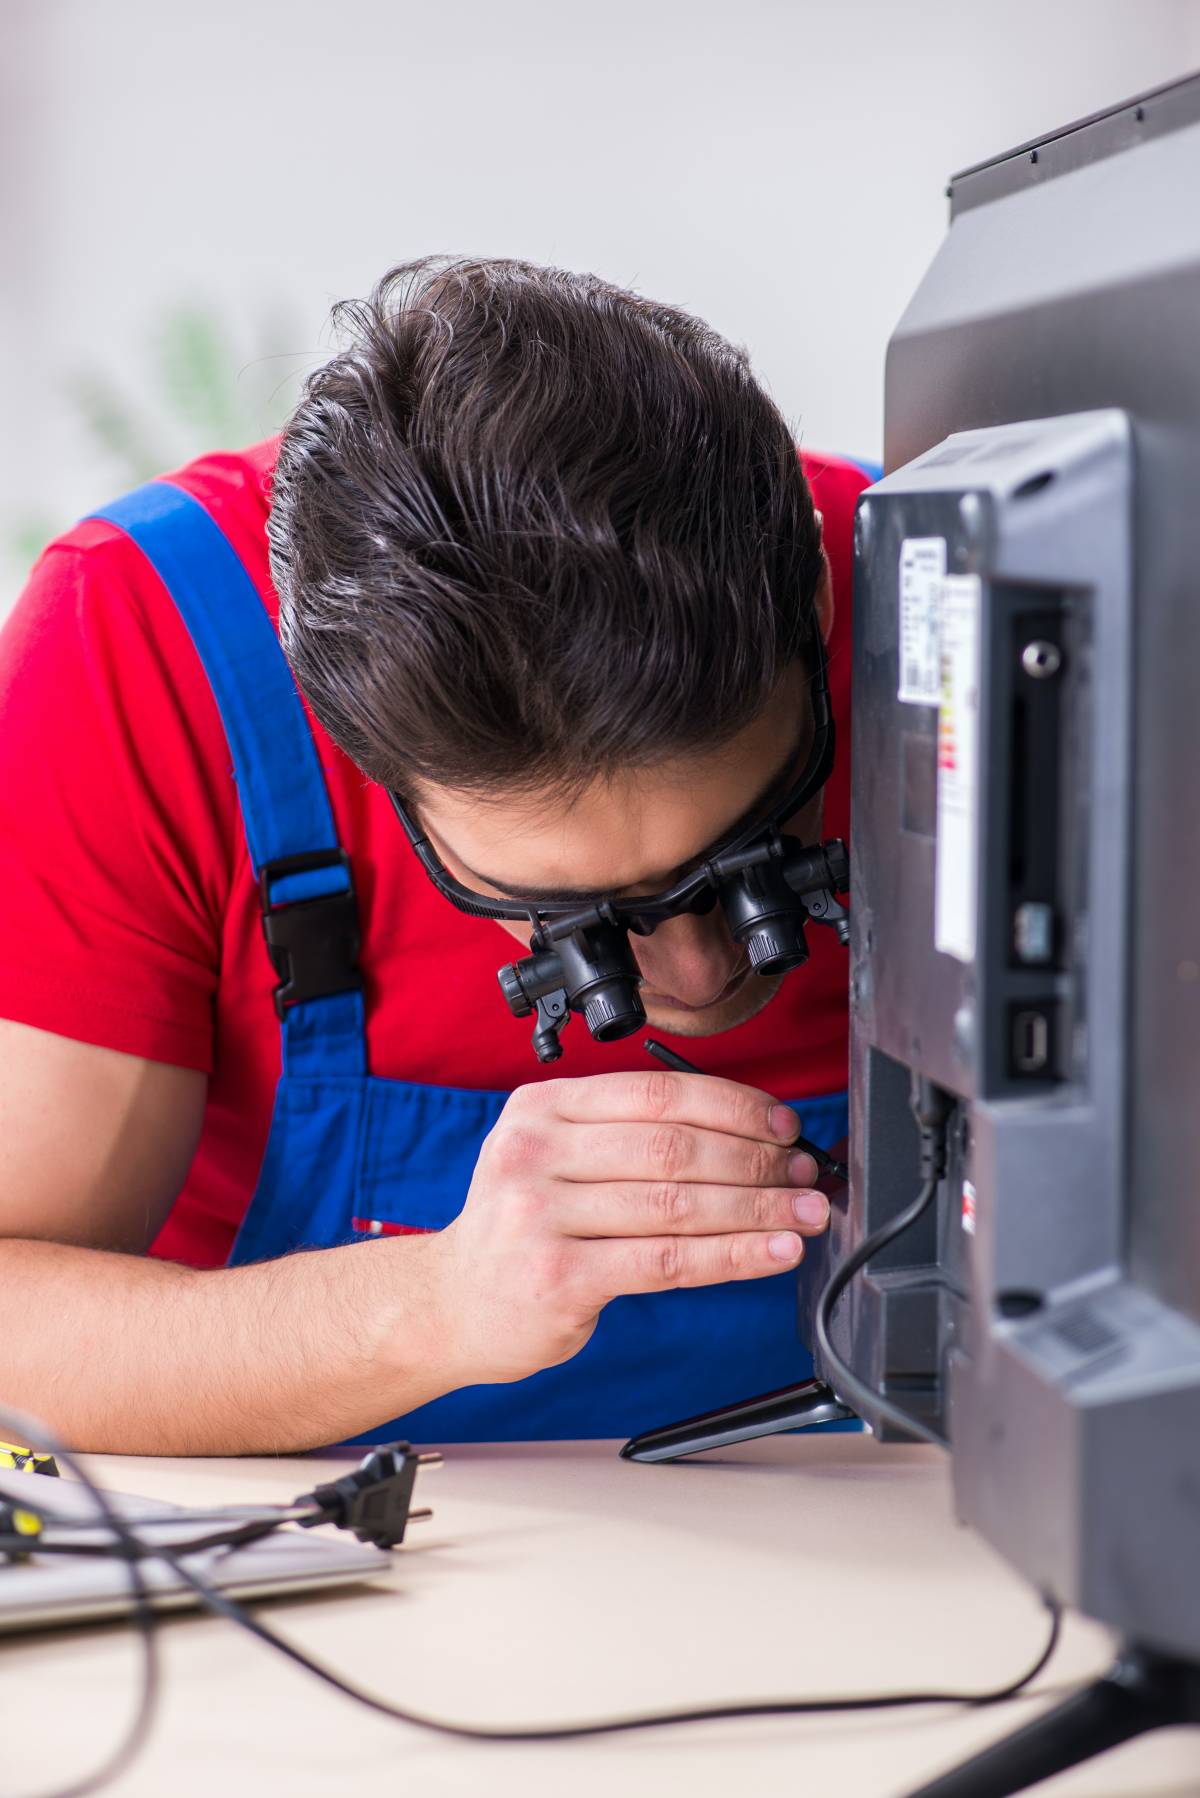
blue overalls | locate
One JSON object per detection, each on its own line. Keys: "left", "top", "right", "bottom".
{"left": 92, "top": 479, "right": 849, "bottom": 1443}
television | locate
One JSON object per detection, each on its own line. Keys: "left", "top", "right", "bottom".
{"left": 625, "top": 71, "right": 1200, "bottom": 1794}
{"left": 816, "top": 70, "right": 1200, "bottom": 1794}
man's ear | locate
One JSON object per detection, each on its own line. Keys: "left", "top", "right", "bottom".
{"left": 814, "top": 547, "right": 835, "bottom": 644}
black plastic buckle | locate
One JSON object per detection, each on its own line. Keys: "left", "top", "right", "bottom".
{"left": 259, "top": 850, "right": 364, "bottom": 1020}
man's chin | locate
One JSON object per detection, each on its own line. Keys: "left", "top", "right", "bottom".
{"left": 641, "top": 971, "right": 784, "bottom": 1039}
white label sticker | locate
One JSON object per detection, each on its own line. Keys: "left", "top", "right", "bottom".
{"left": 934, "top": 573, "right": 981, "bottom": 963}
{"left": 961, "top": 1179, "right": 977, "bottom": 1237}
{"left": 897, "top": 537, "right": 945, "bottom": 705}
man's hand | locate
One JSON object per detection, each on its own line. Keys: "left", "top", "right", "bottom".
{"left": 430, "top": 1069, "right": 831, "bottom": 1386}
{"left": 0, "top": 1023, "right": 829, "bottom": 1451}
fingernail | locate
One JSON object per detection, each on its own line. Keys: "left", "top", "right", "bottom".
{"left": 770, "top": 1103, "right": 802, "bottom": 1141}
{"left": 768, "top": 1231, "right": 804, "bottom": 1263}
{"left": 788, "top": 1149, "right": 819, "bottom": 1184}
{"left": 792, "top": 1191, "right": 830, "bottom": 1228}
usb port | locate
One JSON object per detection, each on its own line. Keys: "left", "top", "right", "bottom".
{"left": 1012, "top": 1009, "right": 1050, "bottom": 1074}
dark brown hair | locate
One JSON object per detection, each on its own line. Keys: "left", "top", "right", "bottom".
{"left": 269, "top": 256, "right": 823, "bottom": 797}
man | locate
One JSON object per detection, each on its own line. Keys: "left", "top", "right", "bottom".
{"left": 0, "top": 258, "right": 873, "bottom": 1454}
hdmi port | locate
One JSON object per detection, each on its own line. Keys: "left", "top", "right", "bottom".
{"left": 1012, "top": 1008, "right": 1050, "bottom": 1075}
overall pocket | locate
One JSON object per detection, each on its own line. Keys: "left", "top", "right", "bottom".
{"left": 352, "top": 1076, "right": 510, "bottom": 1236}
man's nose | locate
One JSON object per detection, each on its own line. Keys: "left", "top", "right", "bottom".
{"left": 631, "top": 909, "right": 742, "bottom": 1007}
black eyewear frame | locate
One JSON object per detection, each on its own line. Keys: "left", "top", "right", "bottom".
{"left": 388, "top": 633, "right": 850, "bottom": 1060}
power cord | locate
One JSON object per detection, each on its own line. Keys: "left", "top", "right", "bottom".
{"left": 0, "top": 1419, "right": 1062, "bottom": 1791}
{"left": 814, "top": 1074, "right": 954, "bottom": 1448}
{"left": 0, "top": 1405, "right": 160, "bottom": 1798}
{"left": 0, "top": 1433, "right": 436, "bottom": 1798}
{"left": 12, "top": 1444, "right": 439, "bottom": 1564}
{"left": 159, "top": 1550, "right": 1065, "bottom": 1743}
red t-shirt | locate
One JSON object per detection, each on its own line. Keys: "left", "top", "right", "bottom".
{"left": 0, "top": 443, "right": 870, "bottom": 1269}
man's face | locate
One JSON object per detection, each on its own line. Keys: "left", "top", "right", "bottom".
{"left": 410, "top": 559, "right": 833, "bottom": 1040}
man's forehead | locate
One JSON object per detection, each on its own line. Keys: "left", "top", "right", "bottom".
{"left": 418, "top": 700, "right": 813, "bottom": 903}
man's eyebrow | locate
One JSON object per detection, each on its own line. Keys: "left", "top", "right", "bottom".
{"left": 458, "top": 867, "right": 654, "bottom": 904}
{"left": 458, "top": 727, "right": 808, "bottom": 904}
{"left": 456, "top": 859, "right": 688, "bottom": 904}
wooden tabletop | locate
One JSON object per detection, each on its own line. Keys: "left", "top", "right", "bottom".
{"left": 2, "top": 1433, "right": 1196, "bottom": 1796}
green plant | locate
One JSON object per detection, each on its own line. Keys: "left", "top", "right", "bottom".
{"left": 4, "top": 297, "right": 308, "bottom": 603}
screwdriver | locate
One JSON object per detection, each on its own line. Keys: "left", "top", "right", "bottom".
{"left": 642, "top": 1038, "right": 849, "bottom": 1183}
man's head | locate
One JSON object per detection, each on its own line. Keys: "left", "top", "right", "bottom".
{"left": 270, "top": 257, "right": 832, "bottom": 1038}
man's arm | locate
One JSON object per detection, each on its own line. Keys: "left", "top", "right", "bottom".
{"left": 0, "top": 1022, "right": 829, "bottom": 1456}
{"left": 0, "top": 1019, "right": 454, "bottom": 1454}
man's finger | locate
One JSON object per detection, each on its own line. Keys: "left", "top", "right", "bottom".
{"left": 555, "top": 1179, "right": 830, "bottom": 1240}
{"left": 537, "top": 1069, "right": 804, "bottom": 1147}
{"left": 553, "top": 1119, "right": 813, "bottom": 1190}
{"left": 584, "top": 1229, "right": 806, "bottom": 1301}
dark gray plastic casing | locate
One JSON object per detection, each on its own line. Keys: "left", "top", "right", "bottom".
{"left": 801, "top": 75, "right": 1200, "bottom": 1662}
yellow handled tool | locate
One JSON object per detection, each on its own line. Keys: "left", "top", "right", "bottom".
{"left": 0, "top": 1441, "right": 58, "bottom": 1476}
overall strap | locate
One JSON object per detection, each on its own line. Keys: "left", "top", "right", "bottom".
{"left": 89, "top": 479, "right": 366, "bottom": 1077}
{"left": 845, "top": 455, "right": 883, "bottom": 484}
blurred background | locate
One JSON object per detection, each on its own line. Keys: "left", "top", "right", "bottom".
{"left": 4, "top": 0, "right": 1199, "bottom": 612}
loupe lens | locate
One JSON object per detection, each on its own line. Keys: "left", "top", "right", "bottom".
{"left": 720, "top": 866, "right": 811, "bottom": 978}
{"left": 583, "top": 982, "right": 647, "bottom": 1041}
{"left": 556, "top": 924, "right": 647, "bottom": 1043}
{"left": 743, "top": 922, "right": 809, "bottom": 976}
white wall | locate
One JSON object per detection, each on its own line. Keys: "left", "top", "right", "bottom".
{"left": 4, "top": 0, "right": 1199, "bottom": 606}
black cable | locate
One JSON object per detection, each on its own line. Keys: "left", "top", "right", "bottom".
{"left": 27, "top": 1505, "right": 314, "bottom": 1530}
{"left": 0, "top": 1421, "right": 1064, "bottom": 1774}
{"left": 0, "top": 1406, "right": 161, "bottom": 1798}
{"left": 814, "top": 1073, "right": 955, "bottom": 1449}
{"left": 0, "top": 1516, "right": 296, "bottom": 1560}
{"left": 157, "top": 1544, "right": 1063, "bottom": 1743}
{"left": 814, "top": 1177, "right": 944, "bottom": 1448}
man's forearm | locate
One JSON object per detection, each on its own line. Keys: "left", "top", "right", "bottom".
{"left": 0, "top": 1235, "right": 455, "bottom": 1455}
